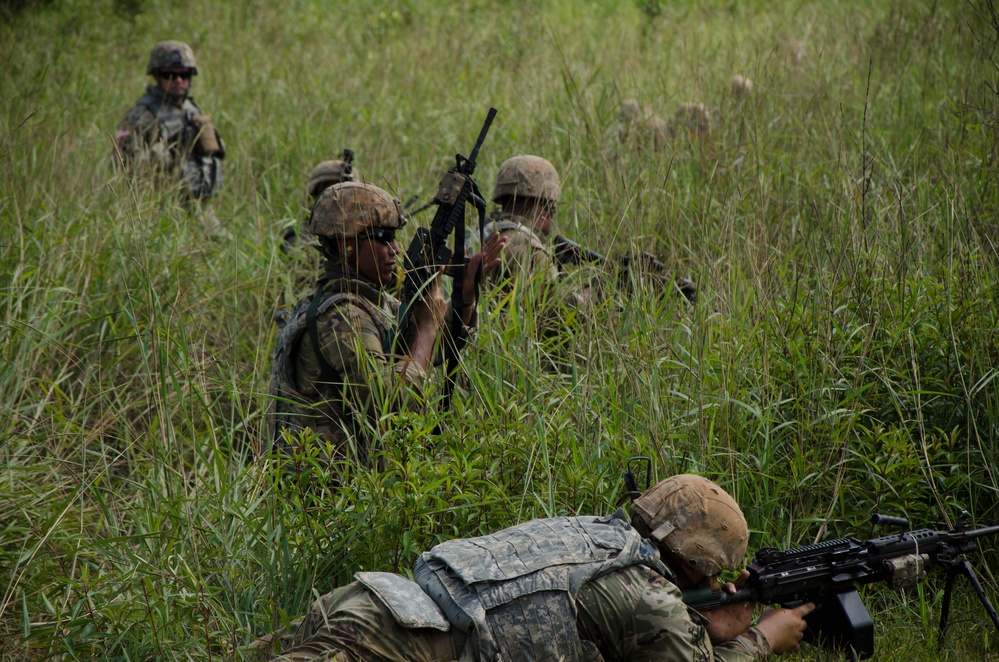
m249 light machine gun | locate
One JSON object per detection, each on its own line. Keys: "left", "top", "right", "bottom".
{"left": 395, "top": 108, "right": 497, "bottom": 409}
{"left": 683, "top": 513, "right": 999, "bottom": 659}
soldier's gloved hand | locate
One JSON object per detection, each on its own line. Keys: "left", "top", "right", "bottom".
{"left": 756, "top": 602, "right": 815, "bottom": 654}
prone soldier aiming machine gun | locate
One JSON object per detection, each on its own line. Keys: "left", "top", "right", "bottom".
{"left": 395, "top": 108, "right": 497, "bottom": 410}
{"left": 621, "top": 458, "right": 999, "bottom": 660}
{"left": 552, "top": 235, "right": 697, "bottom": 303}
{"left": 686, "top": 517, "right": 999, "bottom": 659}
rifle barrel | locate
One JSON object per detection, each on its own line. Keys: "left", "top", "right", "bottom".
{"left": 466, "top": 107, "right": 497, "bottom": 169}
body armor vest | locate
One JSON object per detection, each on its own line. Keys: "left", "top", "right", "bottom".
{"left": 413, "top": 515, "right": 667, "bottom": 661}
{"left": 134, "top": 87, "right": 223, "bottom": 200}
{"left": 483, "top": 216, "right": 551, "bottom": 256}
{"left": 268, "top": 277, "right": 391, "bottom": 453}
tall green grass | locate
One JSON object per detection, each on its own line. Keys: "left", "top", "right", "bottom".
{"left": 2, "top": 0, "right": 998, "bottom": 659}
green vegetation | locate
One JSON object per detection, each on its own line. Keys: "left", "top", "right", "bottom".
{"left": 2, "top": 0, "right": 998, "bottom": 659}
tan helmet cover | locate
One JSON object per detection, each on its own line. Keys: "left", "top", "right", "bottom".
{"left": 307, "top": 182, "right": 407, "bottom": 239}
{"left": 492, "top": 155, "right": 561, "bottom": 204}
{"left": 307, "top": 160, "right": 359, "bottom": 199}
{"left": 147, "top": 41, "right": 198, "bottom": 75}
{"left": 632, "top": 474, "right": 748, "bottom": 577}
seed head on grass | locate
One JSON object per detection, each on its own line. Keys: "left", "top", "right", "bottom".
{"left": 730, "top": 75, "right": 753, "bottom": 98}
{"left": 671, "top": 102, "right": 711, "bottom": 137}
{"left": 613, "top": 98, "right": 674, "bottom": 150}
{"left": 781, "top": 35, "right": 806, "bottom": 65}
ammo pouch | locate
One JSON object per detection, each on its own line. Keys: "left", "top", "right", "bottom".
{"left": 192, "top": 114, "right": 221, "bottom": 156}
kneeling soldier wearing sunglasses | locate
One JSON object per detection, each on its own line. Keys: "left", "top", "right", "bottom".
{"left": 268, "top": 182, "right": 504, "bottom": 464}
{"left": 114, "top": 40, "right": 225, "bottom": 203}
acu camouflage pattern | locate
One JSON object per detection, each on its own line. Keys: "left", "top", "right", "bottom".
{"left": 249, "top": 567, "right": 770, "bottom": 662}
{"left": 116, "top": 85, "right": 225, "bottom": 201}
{"left": 412, "top": 515, "right": 667, "bottom": 661}
{"left": 268, "top": 268, "right": 423, "bottom": 460}
{"left": 249, "top": 520, "right": 771, "bottom": 662}
{"left": 355, "top": 572, "right": 450, "bottom": 630}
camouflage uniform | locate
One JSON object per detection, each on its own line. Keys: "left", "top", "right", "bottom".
{"left": 483, "top": 210, "right": 590, "bottom": 364}
{"left": 115, "top": 41, "right": 225, "bottom": 202}
{"left": 482, "top": 211, "right": 560, "bottom": 285}
{"left": 484, "top": 156, "right": 589, "bottom": 318}
{"left": 116, "top": 85, "right": 225, "bottom": 201}
{"left": 249, "top": 581, "right": 457, "bottom": 661}
{"left": 283, "top": 155, "right": 361, "bottom": 250}
{"left": 270, "top": 263, "right": 473, "bottom": 459}
{"left": 251, "top": 515, "right": 771, "bottom": 661}
{"left": 576, "top": 565, "right": 770, "bottom": 661}
{"left": 612, "top": 99, "right": 673, "bottom": 150}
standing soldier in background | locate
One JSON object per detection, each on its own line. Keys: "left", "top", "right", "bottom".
{"left": 268, "top": 182, "right": 504, "bottom": 463}
{"left": 250, "top": 474, "right": 813, "bottom": 660}
{"left": 114, "top": 40, "right": 225, "bottom": 204}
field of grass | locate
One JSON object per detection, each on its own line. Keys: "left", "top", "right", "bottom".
{"left": 2, "top": 0, "right": 999, "bottom": 659}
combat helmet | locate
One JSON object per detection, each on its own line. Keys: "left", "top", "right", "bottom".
{"left": 147, "top": 40, "right": 198, "bottom": 75}
{"left": 631, "top": 474, "right": 748, "bottom": 577}
{"left": 307, "top": 152, "right": 359, "bottom": 201}
{"left": 307, "top": 182, "right": 407, "bottom": 240}
{"left": 492, "top": 155, "right": 561, "bottom": 205}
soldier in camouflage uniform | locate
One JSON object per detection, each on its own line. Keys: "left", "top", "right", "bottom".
{"left": 482, "top": 155, "right": 590, "bottom": 365}
{"left": 250, "top": 475, "right": 814, "bottom": 661}
{"left": 483, "top": 155, "right": 590, "bottom": 310}
{"left": 268, "top": 182, "right": 504, "bottom": 461}
{"left": 114, "top": 40, "right": 225, "bottom": 203}
{"left": 484, "top": 155, "right": 695, "bottom": 312}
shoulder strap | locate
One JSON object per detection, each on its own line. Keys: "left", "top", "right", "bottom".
{"left": 135, "top": 93, "right": 161, "bottom": 115}
{"left": 305, "top": 287, "right": 342, "bottom": 386}
{"left": 304, "top": 279, "right": 394, "bottom": 384}
{"left": 492, "top": 219, "right": 550, "bottom": 253}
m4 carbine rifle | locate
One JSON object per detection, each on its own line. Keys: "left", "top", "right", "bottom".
{"left": 682, "top": 513, "right": 999, "bottom": 659}
{"left": 396, "top": 108, "right": 497, "bottom": 409}
{"left": 552, "top": 235, "right": 697, "bottom": 302}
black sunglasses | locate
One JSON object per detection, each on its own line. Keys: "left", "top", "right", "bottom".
{"left": 357, "top": 228, "right": 397, "bottom": 245}
{"left": 159, "top": 70, "right": 193, "bottom": 81}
